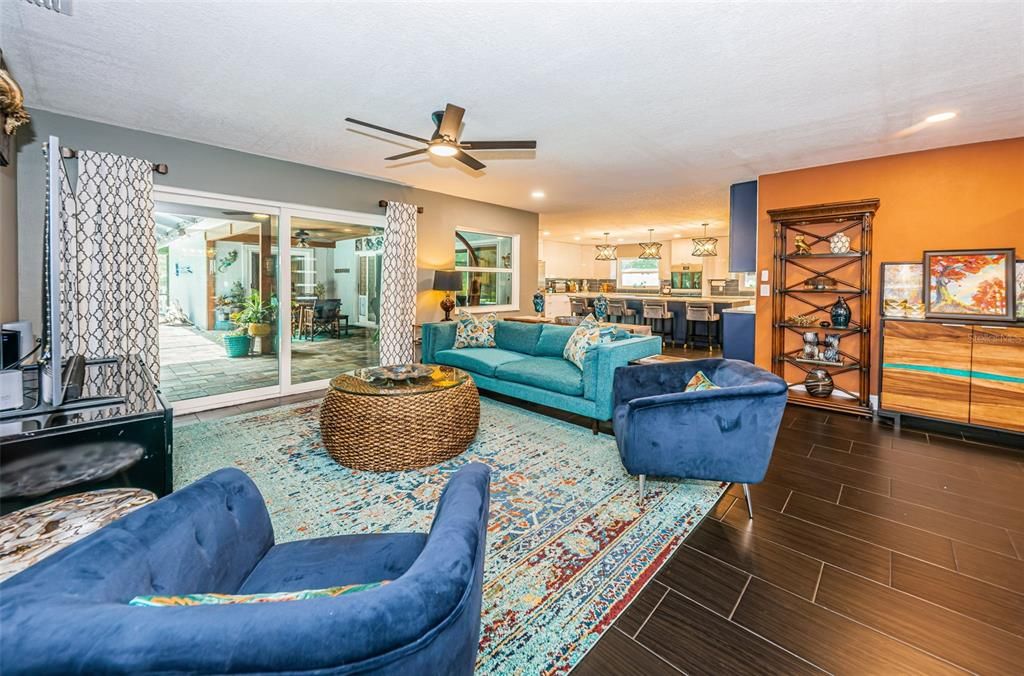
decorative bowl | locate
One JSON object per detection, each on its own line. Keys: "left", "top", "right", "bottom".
{"left": 365, "top": 364, "right": 434, "bottom": 381}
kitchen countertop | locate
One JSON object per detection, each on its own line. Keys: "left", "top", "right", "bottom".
{"left": 721, "top": 305, "right": 757, "bottom": 314}
{"left": 547, "top": 291, "right": 756, "bottom": 304}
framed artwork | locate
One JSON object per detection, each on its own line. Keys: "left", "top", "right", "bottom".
{"left": 880, "top": 262, "right": 924, "bottom": 318}
{"left": 923, "top": 249, "right": 1015, "bottom": 321}
{"left": 1016, "top": 260, "right": 1024, "bottom": 320}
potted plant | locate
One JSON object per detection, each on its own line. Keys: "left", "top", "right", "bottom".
{"left": 233, "top": 292, "right": 275, "bottom": 338}
{"left": 221, "top": 326, "right": 252, "bottom": 358}
{"left": 313, "top": 281, "right": 326, "bottom": 299}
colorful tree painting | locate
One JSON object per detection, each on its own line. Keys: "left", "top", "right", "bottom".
{"left": 928, "top": 253, "right": 1009, "bottom": 316}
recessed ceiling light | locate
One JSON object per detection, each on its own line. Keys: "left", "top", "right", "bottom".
{"left": 252, "top": 213, "right": 270, "bottom": 220}
{"left": 343, "top": 228, "right": 353, "bottom": 233}
{"left": 573, "top": 236, "right": 581, "bottom": 241}
{"left": 531, "top": 190, "right": 545, "bottom": 198}
{"left": 542, "top": 230, "right": 551, "bottom": 236}
{"left": 673, "top": 234, "right": 681, "bottom": 238}
{"left": 617, "top": 238, "right": 624, "bottom": 243}
{"left": 924, "top": 112, "right": 956, "bottom": 123}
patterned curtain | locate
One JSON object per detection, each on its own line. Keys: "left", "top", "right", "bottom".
{"left": 378, "top": 202, "right": 418, "bottom": 365}
{"left": 59, "top": 151, "right": 160, "bottom": 382}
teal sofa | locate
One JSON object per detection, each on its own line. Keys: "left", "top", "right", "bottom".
{"left": 421, "top": 321, "right": 661, "bottom": 426}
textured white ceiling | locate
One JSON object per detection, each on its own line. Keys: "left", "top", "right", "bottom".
{"left": 3, "top": 1, "right": 1022, "bottom": 244}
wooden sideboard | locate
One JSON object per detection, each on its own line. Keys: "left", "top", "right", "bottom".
{"left": 880, "top": 318, "right": 1024, "bottom": 433}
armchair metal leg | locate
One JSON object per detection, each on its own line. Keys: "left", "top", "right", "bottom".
{"left": 742, "top": 483, "right": 754, "bottom": 519}
{"left": 638, "top": 474, "right": 646, "bottom": 504}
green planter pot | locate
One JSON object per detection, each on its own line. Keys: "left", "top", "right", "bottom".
{"left": 223, "top": 334, "right": 252, "bottom": 358}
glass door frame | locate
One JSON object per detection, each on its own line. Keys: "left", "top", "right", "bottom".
{"left": 278, "top": 205, "right": 386, "bottom": 398}
{"left": 153, "top": 186, "right": 385, "bottom": 414}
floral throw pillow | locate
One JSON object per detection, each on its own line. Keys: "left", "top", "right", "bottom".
{"left": 563, "top": 314, "right": 613, "bottom": 370}
{"left": 454, "top": 311, "right": 497, "bottom": 349}
{"left": 684, "top": 370, "right": 720, "bottom": 392}
{"left": 129, "top": 581, "right": 388, "bottom": 607}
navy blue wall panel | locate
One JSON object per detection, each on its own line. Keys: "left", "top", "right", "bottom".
{"left": 729, "top": 180, "right": 758, "bottom": 273}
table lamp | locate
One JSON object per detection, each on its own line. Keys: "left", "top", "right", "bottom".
{"left": 433, "top": 270, "right": 462, "bottom": 321}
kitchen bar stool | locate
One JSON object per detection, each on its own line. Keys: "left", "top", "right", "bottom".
{"left": 642, "top": 300, "right": 675, "bottom": 348}
{"left": 607, "top": 299, "right": 637, "bottom": 324}
{"left": 685, "top": 301, "right": 720, "bottom": 351}
{"left": 570, "top": 297, "right": 591, "bottom": 317}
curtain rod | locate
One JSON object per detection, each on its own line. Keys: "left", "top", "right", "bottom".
{"left": 378, "top": 199, "right": 423, "bottom": 214}
{"left": 60, "top": 146, "right": 168, "bottom": 175}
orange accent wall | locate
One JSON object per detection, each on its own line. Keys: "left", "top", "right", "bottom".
{"left": 755, "top": 137, "right": 1024, "bottom": 396}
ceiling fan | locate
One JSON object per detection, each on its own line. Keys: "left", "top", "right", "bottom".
{"left": 344, "top": 103, "right": 536, "bottom": 171}
{"left": 294, "top": 229, "right": 311, "bottom": 248}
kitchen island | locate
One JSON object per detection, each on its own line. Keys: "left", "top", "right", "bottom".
{"left": 543, "top": 292, "right": 754, "bottom": 347}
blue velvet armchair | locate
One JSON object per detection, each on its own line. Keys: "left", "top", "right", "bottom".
{"left": 0, "top": 463, "right": 491, "bottom": 675}
{"left": 612, "top": 358, "right": 788, "bottom": 516}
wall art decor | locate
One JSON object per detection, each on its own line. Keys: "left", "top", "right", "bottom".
{"left": 1016, "top": 261, "right": 1024, "bottom": 320}
{"left": 880, "top": 261, "right": 925, "bottom": 318}
{"left": 924, "top": 249, "right": 1015, "bottom": 321}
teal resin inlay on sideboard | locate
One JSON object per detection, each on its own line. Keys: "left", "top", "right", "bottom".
{"left": 883, "top": 363, "right": 1024, "bottom": 384}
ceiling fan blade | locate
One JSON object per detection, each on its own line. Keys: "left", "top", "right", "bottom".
{"left": 344, "top": 117, "right": 429, "bottom": 144}
{"left": 460, "top": 140, "right": 537, "bottom": 150}
{"left": 453, "top": 149, "right": 485, "bottom": 171}
{"left": 385, "top": 148, "right": 428, "bottom": 161}
{"left": 438, "top": 104, "right": 465, "bottom": 140}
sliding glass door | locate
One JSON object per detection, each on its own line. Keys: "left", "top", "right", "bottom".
{"left": 286, "top": 214, "right": 381, "bottom": 387}
{"left": 154, "top": 195, "right": 281, "bottom": 407}
{"left": 154, "top": 189, "right": 387, "bottom": 412}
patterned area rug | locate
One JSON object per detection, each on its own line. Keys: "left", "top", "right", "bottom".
{"left": 175, "top": 397, "right": 725, "bottom": 674}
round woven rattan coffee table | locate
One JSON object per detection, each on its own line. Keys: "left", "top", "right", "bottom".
{"left": 319, "top": 365, "right": 480, "bottom": 471}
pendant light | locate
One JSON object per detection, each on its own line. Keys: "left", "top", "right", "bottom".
{"left": 692, "top": 223, "right": 718, "bottom": 257}
{"left": 595, "top": 232, "right": 617, "bottom": 261}
{"left": 638, "top": 228, "right": 662, "bottom": 260}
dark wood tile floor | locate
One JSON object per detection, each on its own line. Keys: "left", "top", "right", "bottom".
{"left": 574, "top": 405, "right": 1024, "bottom": 675}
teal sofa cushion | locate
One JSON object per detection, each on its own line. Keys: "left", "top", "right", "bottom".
{"left": 494, "top": 357, "right": 584, "bottom": 397}
{"left": 534, "top": 324, "right": 577, "bottom": 357}
{"left": 494, "top": 322, "right": 544, "bottom": 355}
{"left": 434, "top": 348, "right": 526, "bottom": 377}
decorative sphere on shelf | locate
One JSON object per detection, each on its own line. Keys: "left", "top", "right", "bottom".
{"left": 804, "top": 369, "right": 835, "bottom": 398}
{"left": 829, "top": 233, "right": 851, "bottom": 254}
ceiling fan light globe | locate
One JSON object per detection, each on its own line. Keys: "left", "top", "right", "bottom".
{"left": 428, "top": 143, "right": 459, "bottom": 157}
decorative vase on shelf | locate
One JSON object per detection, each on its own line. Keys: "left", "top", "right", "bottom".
{"left": 823, "top": 333, "right": 841, "bottom": 363}
{"left": 801, "top": 331, "right": 819, "bottom": 359}
{"left": 593, "top": 294, "right": 609, "bottom": 321}
{"left": 804, "top": 369, "right": 834, "bottom": 398}
{"left": 532, "top": 290, "right": 545, "bottom": 316}
{"left": 829, "top": 233, "right": 851, "bottom": 254}
{"left": 830, "top": 296, "right": 851, "bottom": 329}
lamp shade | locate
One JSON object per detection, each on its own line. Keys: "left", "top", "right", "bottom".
{"left": 433, "top": 270, "right": 463, "bottom": 292}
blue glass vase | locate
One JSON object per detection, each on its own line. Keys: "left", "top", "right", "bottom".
{"left": 830, "top": 296, "right": 851, "bottom": 329}
{"left": 532, "top": 291, "right": 545, "bottom": 315}
{"left": 593, "top": 294, "right": 609, "bottom": 321}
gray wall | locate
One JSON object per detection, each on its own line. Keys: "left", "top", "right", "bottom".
{"left": 15, "top": 109, "right": 538, "bottom": 334}
{"left": 1, "top": 142, "right": 16, "bottom": 324}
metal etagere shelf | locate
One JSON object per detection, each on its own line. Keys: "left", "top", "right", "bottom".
{"left": 769, "top": 199, "right": 879, "bottom": 416}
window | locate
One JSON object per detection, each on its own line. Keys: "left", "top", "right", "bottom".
{"left": 454, "top": 230, "right": 519, "bottom": 311}
{"left": 618, "top": 257, "right": 660, "bottom": 289}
